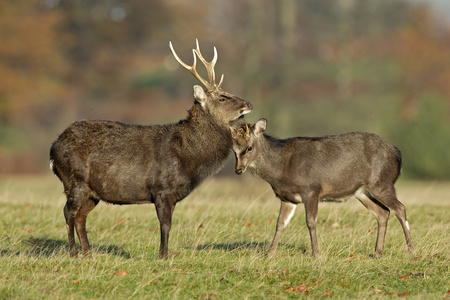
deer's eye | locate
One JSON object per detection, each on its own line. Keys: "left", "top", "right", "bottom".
{"left": 219, "top": 98, "right": 226, "bottom": 102}
{"left": 247, "top": 146, "right": 253, "bottom": 152}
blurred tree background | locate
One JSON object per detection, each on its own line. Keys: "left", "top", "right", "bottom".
{"left": 0, "top": 0, "right": 449, "bottom": 179}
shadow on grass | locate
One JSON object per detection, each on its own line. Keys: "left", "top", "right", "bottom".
{"left": 195, "top": 240, "right": 308, "bottom": 254}
{"left": 0, "top": 237, "right": 130, "bottom": 258}
{"left": 196, "top": 241, "right": 268, "bottom": 251}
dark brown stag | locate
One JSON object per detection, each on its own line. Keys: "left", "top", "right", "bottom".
{"left": 231, "top": 119, "right": 415, "bottom": 258}
{"left": 50, "top": 40, "right": 252, "bottom": 259}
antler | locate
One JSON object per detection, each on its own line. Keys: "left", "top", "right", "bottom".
{"left": 169, "top": 39, "right": 224, "bottom": 91}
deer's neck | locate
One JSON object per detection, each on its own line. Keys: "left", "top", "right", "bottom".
{"left": 185, "top": 103, "right": 230, "bottom": 141}
{"left": 180, "top": 103, "right": 232, "bottom": 180}
{"left": 251, "top": 135, "right": 289, "bottom": 184}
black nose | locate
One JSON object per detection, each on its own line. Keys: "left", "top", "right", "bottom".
{"left": 247, "top": 102, "right": 253, "bottom": 110}
{"left": 235, "top": 169, "right": 243, "bottom": 175}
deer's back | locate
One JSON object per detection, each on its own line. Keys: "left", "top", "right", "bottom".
{"left": 267, "top": 132, "right": 401, "bottom": 199}
{"left": 288, "top": 132, "right": 399, "bottom": 175}
{"left": 51, "top": 120, "right": 172, "bottom": 168}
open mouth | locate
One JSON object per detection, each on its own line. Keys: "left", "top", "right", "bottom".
{"left": 240, "top": 102, "right": 253, "bottom": 116}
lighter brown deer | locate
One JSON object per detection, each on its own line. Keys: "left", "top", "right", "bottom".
{"left": 231, "top": 118, "right": 415, "bottom": 258}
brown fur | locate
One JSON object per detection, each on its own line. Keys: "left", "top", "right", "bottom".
{"left": 231, "top": 118, "right": 415, "bottom": 258}
{"left": 51, "top": 86, "right": 252, "bottom": 259}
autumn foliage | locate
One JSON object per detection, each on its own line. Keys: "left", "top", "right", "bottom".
{"left": 0, "top": 1, "right": 449, "bottom": 178}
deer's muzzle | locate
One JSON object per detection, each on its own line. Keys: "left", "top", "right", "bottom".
{"left": 240, "top": 102, "right": 253, "bottom": 115}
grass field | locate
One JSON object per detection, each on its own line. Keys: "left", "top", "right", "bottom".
{"left": 0, "top": 175, "right": 449, "bottom": 299}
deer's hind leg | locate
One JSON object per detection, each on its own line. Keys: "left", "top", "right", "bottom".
{"left": 364, "top": 185, "right": 415, "bottom": 255}
{"left": 64, "top": 183, "right": 91, "bottom": 258}
{"left": 355, "top": 188, "right": 390, "bottom": 258}
{"left": 75, "top": 197, "right": 99, "bottom": 258}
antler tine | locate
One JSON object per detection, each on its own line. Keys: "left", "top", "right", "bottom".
{"left": 194, "top": 39, "right": 220, "bottom": 87}
{"left": 169, "top": 41, "right": 211, "bottom": 90}
{"left": 217, "top": 74, "right": 224, "bottom": 89}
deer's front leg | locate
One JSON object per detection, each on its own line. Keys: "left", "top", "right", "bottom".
{"left": 154, "top": 195, "right": 176, "bottom": 259}
{"left": 267, "top": 200, "right": 297, "bottom": 258}
{"left": 303, "top": 195, "right": 320, "bottom": 257}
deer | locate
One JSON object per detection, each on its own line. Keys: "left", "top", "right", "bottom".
{"left": 230, "top": 118, "right": 415, "bottom": 258}
{"left": 50, "top": 40, "right": 253, "bottom": 259}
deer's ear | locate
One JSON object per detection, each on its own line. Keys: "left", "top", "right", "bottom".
{"left": 193, "top": 85, "right": 207, "bottom": 107}
{"left": 254, "top": 118, "right": 267, "bottom": 136}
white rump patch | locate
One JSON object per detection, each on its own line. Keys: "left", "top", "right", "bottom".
{"left": 405, "top": 221, "right": 410, "bottom": 231}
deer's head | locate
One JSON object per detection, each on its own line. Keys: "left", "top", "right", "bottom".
{"left": 170, "top": 40, "right": 252, "bottom": 125}
{"left": 230, "top": 118, "right": 267, "bottom": 175}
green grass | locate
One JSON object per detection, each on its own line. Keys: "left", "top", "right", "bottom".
{"left": 0, "top": 176, "right": 449, "bottom": 299}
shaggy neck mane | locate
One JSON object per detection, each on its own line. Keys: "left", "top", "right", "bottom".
{"left": 185, "top": 102, "right": 210, "bottom": 124}
{"left": 179, "top": 102, "right": 232, "bottom": 179}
